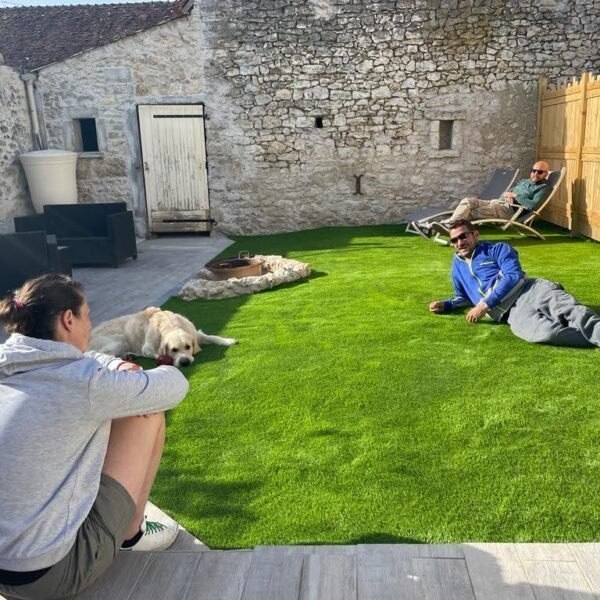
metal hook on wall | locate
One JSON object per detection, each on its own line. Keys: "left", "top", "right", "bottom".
{"left": 354, "top": 174, "right": 364, "bottom": 195}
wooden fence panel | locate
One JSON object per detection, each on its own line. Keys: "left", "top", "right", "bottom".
{"left": 579, "top": 78, "right": 600, "bottom": 238}
{"left": 538, "top": 72, "right": 600, "bottom": 240}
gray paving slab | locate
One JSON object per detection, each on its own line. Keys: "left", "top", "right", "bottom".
{"left": 0, "top": 232, "right": 234, "bottom": 343}
{"left": 464, "top": 543, "right": 536, "bottom": 600}
{"left": 74, "top": 232, "right": 234, "bottom": 324}
{"left": 299, "top": 553, "right": 357, "bottom": 600}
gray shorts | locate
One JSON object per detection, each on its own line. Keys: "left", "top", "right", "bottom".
{"left": 0, "top": 474, "right": 136, "bottom": 600}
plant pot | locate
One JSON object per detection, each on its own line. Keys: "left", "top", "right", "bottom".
{"left": 206, "top": 251, "right": 262, "bottom": 280}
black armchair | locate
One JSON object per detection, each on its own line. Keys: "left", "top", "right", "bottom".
{"left": 0, "top": 231, "right": 72, "bottom": 297}
{"left": 14, "top": 202, "right": 137, "bottom": 268}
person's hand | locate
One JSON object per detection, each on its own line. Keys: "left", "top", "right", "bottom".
{"left": 466, "top": 301, "right": 489, "bottom": 323}
{"left": 117, "top": 360, "right": 142, "bottom": 372}
{"left": 503, "top": 192, "right": 516, "bottom": 205}
{"left": 429, "top": 301, "right": 445, "bottom": 313}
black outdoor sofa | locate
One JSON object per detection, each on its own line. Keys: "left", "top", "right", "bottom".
{"left": 0, "top": 231, "right": 72, "bottom": 297}
{"left": 14, "top": 202, "right": 137, "bottom": 267}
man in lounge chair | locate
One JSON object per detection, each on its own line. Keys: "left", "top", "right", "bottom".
{"left": 416, "top": 161, "right": 552, "bottom": 237}
{"left": 428, "top": 219, "right": 600, "bottom": 347}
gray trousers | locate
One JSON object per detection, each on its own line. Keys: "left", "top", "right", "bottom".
{"left": 507, "top": 279, "right": 600, "bottom": 347}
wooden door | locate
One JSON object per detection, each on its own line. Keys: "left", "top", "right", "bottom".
{"left": 138, "top": 104, "right": 211, "bottom": 233}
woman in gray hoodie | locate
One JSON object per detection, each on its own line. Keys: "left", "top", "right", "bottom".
{"left": 0, "top": 273, "right": 189, "bottom": 600}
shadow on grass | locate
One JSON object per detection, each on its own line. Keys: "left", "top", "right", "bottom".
{"left": 284, "top": 532, "right": 422, "bottom": 545}
{"left": 154, "top": 473, "right": 261, "bottom": 519}
{"left": 222, "top": 225, "right": 408, "bottom": 257}
{"left": 476, "top": 221, "right": 588, "bottom": 249}
{"left": 348, "top": 533, "right": 422, "bottom": 544}
{"left": 484, "top": 235, "right": 580, "bottom": 248}
{"left": 152, "top": 462, "right": 262, "bottom": 545}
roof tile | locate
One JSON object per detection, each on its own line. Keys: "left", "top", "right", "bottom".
{"left": 0, "top": 0, "right": 192, "bottom": 71}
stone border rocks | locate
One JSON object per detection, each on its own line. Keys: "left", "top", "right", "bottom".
{"left": 179, "top": 255, "right": 311, "bottom": 300}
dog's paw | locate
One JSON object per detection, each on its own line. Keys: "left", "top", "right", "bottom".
{"left": 223, "top": 337, "right": 237, "bottom": 346}
{"left": 141, "top": 345, "right": 157, "bottom": 359}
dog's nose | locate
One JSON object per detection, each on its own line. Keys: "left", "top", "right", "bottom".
{"left": 179, "top": 357, "right": 191, "bottom": 367}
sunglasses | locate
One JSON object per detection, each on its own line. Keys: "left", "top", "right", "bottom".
{"left": 450, "top": 231, "right": 472, "bottom": 245}
{"left": 531, "top": 169, "right": 547, "bottom": 175}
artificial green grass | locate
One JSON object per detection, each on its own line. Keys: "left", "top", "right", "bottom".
{"left": 150, "top": 224, "right": 600, "bottom": 548}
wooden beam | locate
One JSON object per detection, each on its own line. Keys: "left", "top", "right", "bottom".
{"left": 572, "top": 71, "right": 589, "bottom": 236}
{"left": 536, "top": 75, "right": 547, "bottom": 163}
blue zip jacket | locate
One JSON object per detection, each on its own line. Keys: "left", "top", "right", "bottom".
{"left": 443, "top": 241, "right": 528, "bottom": 321}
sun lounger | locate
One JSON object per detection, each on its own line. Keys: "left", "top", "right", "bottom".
{"left": 473, "top": 167, "right": 567, "bottom": 240}
{"left": 405, "top": 167, "right": 520, "bottom": 238}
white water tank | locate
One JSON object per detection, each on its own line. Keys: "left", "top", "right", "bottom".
{"left": 19, "top": 150, "right": 78, "bottom": 214}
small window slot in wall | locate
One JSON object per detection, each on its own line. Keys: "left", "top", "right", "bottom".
{"left": 438, "top": 120, "right": 454, "bottom": 150}
{"left": 76, "top": 118, "right": 99, "bottom": 152}
{"left": 315, "top": 116, "right": 324, "bottom": 129}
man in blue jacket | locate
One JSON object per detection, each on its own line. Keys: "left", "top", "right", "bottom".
{"left": 429, "top": 219, "right": 600, "bottom": 347}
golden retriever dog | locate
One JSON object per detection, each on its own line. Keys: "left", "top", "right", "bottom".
{"left": 89, "top": 307, "right": 236, "bottom": 367}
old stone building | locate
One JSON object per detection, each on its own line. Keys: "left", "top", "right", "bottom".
{"left": 0, "top": 65, "right": 30, "bottom": 234}
{"left": 0, "top": 0, "right": 599, "bottom": 236}
{"left": 0, "top": 0, "right": 201, "bottom": 236}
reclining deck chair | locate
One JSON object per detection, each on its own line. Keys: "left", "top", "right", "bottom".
{"left": 405, "top": 167, "right": 520, "bottom": 238}
{"left": 472, "top": 166, "right": 567, "bottom": 240}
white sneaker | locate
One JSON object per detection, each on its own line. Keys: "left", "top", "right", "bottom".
{"left": 121, "top": 517, "right": 179, "bottom": 552}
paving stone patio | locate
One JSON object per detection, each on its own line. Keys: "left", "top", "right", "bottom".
{"left": 75, "top": 232, "right": 234, "bottom": 325}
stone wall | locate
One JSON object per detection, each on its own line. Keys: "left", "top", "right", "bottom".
{"left": 30, "top": 0, "right": 600, "bottom": 236}
{"left": 196, "top": 0, "right": 600, "bottom": 233}
{"left": 36, "top": 12, "right": 203, "bottom": 236}
{"left": 0, "top": 65, "right": 33, "bottom": 232}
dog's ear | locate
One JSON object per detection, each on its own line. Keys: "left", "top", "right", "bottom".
{"left": 158, "top": 340, "right": 169, "bottom": 357}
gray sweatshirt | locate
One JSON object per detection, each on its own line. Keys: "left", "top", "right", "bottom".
{"left": 0, "top": 333, "right": 189, "bottom": 571}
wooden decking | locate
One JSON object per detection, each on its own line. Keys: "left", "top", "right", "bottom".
{"left": 78, "top": 541, "right": 600, "bottom": 599}
{"left": 3, "top": 233, "right": 600, "bottom": 599}
{"left": 4, "top": 540, "right": 600, "bottom": 599}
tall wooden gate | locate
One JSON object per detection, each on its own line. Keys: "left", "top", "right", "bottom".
{"left": 138, "top": 104, "right": 211, "bottom": 233}
{"left": 537, "top": 72, "right": 600, "bottom": 240}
